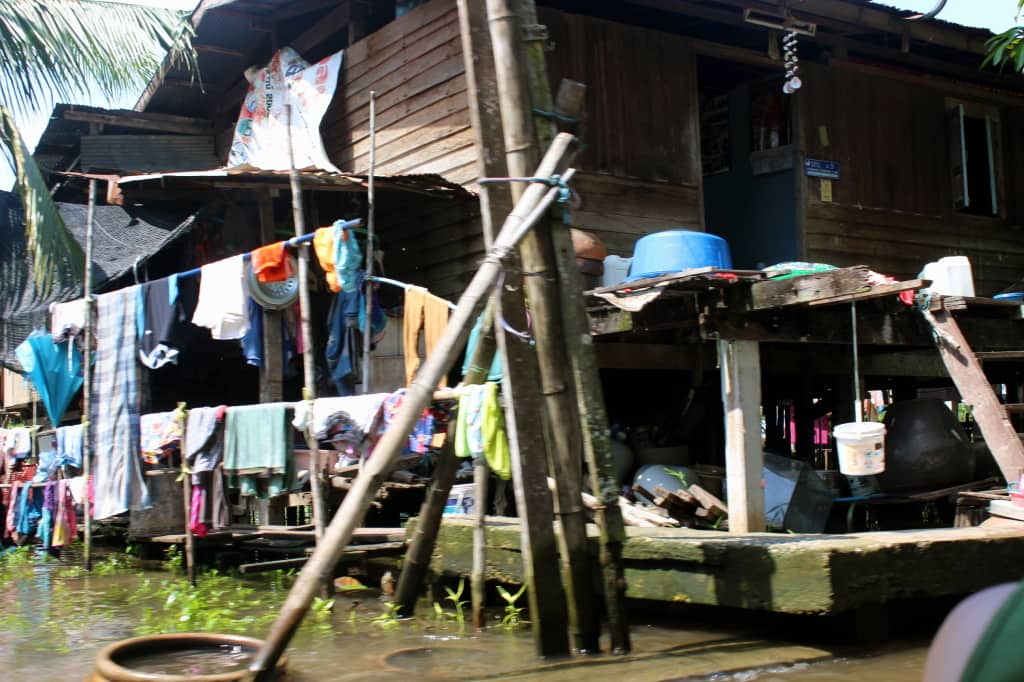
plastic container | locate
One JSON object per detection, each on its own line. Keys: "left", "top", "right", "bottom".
{"left": 626, "top": 230, "right": 732, "bottom": 282}
{"left": 601, "top": 255, "right": 633, "bottom": 288}
{"left": 443, "top": 483, "right": 476, "bottom": 516}
{"left": 833, "top": 422, "right": 886, "bottom": 476}
{"left": 919, "top": 256, "right": 974, "bottom": 297}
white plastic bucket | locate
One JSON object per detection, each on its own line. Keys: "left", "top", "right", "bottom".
{"left": 833, "top": 422, "right": 886, "bottom": 476}
{"left": 919, "top": 256, "right": 974, "bottom": 297}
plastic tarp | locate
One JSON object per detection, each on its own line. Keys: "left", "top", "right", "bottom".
{"left": 14, "top": 329, "right": 83, "bottom": 426}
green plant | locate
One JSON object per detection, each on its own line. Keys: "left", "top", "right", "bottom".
{"left": 663, "top": 467, "right": 688, "bottom": 488}
{"left": 496, "top": 584, "right": 528, "bottom": 629}
{"left": 92, "top": 552, "right": 137, "bottom": 575}
{"left": 985, "top": 1, "right": 1024, "bottom": 75}
{"left": 163, "top": 545, "right": 183, "bottom": 572}
{"left": 371, "top": 601, "right": 403, "bottom": 630}
{"left": 444, "top": 578, "right": 468, "bottom": 627}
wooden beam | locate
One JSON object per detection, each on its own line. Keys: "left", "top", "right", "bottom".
{"left": 64, "top": 108, "right": 213, "bottom": 135}
{"left": 272, "top": 0, "right": 346, "bottom": 21}
{"left": 719, "top": 339, "right": 764, "bottom": 533}
{"left": 292, "top": 1, "right": 352, "bottom": 55}
{"left": 747, "top": 266, "right": 872, "bottom": 310}
{"left": 196, "top": 44, "right": 247, "bottom": 58}
{"left": 162, "top": 78, "right": 211, "bottom": 90}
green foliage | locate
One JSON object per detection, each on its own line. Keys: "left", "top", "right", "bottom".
{"left": 92, "top": 552, "right": 138, "bottom": 575}
{"left": 663, "top": 467, "right": 688, "bottom": 488}
{"left": 443, "top": 578, "right": 468, "bottom": 628}
{"left": 371, "top": 601, "right": 403, "bottom": 630}
{"left": 496, "top": 583, "right": 528, "bottom": 630}
{"left": 164, "top": 545, "right": 184, "bottom": 572}
{"left": 984, "top": 2, "right": 1024, "bottom": 74}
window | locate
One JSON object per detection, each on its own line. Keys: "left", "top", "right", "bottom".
{"left": 949, "top": 101, "right": 1001, "bottom": 217}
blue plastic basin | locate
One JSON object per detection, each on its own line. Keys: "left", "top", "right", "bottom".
{"left": 626, "top": 230, "right": 732, "bottom": 282}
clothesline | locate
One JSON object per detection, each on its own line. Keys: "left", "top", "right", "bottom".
{"left": 369, "top": 275, "right": 457, "bottom": 310}
{"left": 173, "top": 218, "right": 363, "bottom": 280}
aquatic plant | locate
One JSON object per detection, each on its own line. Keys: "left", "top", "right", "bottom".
{"left": 92, "top": 552, "right": 139, "bottom": 575}
{"left": 371, "top": 601, "right": 403, "bottom": 630}
{"left": 496, "top": 584, "right": 528, "bottom": 630}
{"left": 444, "top": 578, "right": 468, "bottom": 627}
{"left": 163, "top": 544, "right": 183, "bottom": 572}
{"left": 663, "top": 467, "right": 689, "bottom": 488}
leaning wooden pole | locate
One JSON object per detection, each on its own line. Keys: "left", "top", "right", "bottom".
{"left": 487, "top": 0, "right": 598, "bottom": 653}
{"left": 247, "top": 137, "right": 577, "bottom": 680}
{"left": 82, "top": 179, "right": 96, "bottom": 572}
{"left": 393, "top": 423, "right": 460, "bottom": 617}
{"left": 285, "top": 106, "right": 327, "bottom": 549}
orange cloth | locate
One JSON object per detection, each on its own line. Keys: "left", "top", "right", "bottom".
{"left": 250, "top": 241, "right": 293, "bottom": 283}
{"left": 404, "top": 287, "right": 450, "bottom": 388}
{"left": 313, "top": 227, "right": 341, "bottom": 293}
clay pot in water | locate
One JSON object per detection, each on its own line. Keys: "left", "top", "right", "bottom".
{"left": 89, "top": 633, "right": 287, "bottom": 682}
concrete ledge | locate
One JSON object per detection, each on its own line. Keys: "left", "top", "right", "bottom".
{"left": 412, "top": 516, "right": 1024, "bottom": 614}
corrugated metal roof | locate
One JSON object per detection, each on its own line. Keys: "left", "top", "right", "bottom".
{"left": 81, "top": 135, "right": 220, "bottom": 174}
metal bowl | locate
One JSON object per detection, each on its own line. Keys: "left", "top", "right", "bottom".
{"left": 246, "top": 257, "right": 299, "bottom": 310}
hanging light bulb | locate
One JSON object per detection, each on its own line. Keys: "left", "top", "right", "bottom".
{"left": 782, "top": 29, "right": 801, "bottom": 94}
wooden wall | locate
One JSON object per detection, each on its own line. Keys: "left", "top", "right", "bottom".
{"left": 540, "top": 8, "right": 704, "bottom": 255}
{"left": 321, "top": 0, "right": 476, "bottom": 185}
{"left": 800, "top": 61, "right": 1024, "bottom": 296}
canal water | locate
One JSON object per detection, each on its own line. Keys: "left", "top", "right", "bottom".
{"left": 0, "top": 547, "right": 932, "bottom": 681}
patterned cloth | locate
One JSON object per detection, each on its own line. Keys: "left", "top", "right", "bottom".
{"left": 292, "top": 394, "right": 389, "bottom": 442}
{"left": 91, "top": 286, "right": 149, "bottom": 519}
{"left": 139, "top": 411, "right": 182, "bottom": 465}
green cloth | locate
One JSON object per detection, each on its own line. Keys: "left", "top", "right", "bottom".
{"left": 961, "top": 581, "right": 1024, "bottom": 682}
{"left": 224, "top": 403, "right": 295, "bottom": 497}
{"left": 455, "top": 382, "right": 510, "bottom": 479}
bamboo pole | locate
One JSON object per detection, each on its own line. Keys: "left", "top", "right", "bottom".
{"left": 393, "top": 423, "right": 460, "bottom": 617}
{"left": 177, "top": 402, "right": 196, "bottom": 586}
{"left": 459, "top": 0, "right": 570, "bottom": 650}
{"left": 487, "top": 0, "right": 598, "bottom": 653}
{"left": 361, "top": 91, "right": 377, "bottom": 395}
{"left": 247, "top": 138, "right": 577, "bottom": 680}
{"left": 82, "top": 178, "right": 96, "bottom": 572}
{"left": 285, "top": 105, "right": 327, "bottom": 552}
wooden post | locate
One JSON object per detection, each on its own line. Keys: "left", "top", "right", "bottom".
{"left": 177, "top": 403, "right": 196, "bottom": 586}
{"left": 459, "top": 0, "right": 570, "bottom": 650}
{"left": 394, "top": 423, "right": 460, "bottom": 616}
{"left": 718, "top": 339, "right": 766, "bottom": 533}
{"left": 486, "top": 0, "right": 597, "bottom": 653}
{"left": 258, "top": 195, "right": 283, "bottom": 403}
{"left": 82, "top": 179, "right": 96, "bottom": 571}
{"left": 246, "top": 136, "right": 578, "bottom": 680}
{"left": 361, "top": 91, "right": 377, "bottom": 394}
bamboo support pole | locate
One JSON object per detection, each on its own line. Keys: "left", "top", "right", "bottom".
{"left": 177, "top": 403, "right": 196, "bottom": 586}
{"left": 487, "top": 0, "right": 597, "bottom": 653}
{"left": 361, "top": 91, "right": 377, "bottom": 395}
{"left": 460, "top": 0, "right": 570, "bottom": 652}
{"left": 247, "top": 137, "right": 577, "bottom": 680}
{"left": 285, "top": 106, "right": 327, "bottom": 553}
{"left": 393, "top": 424, "right": 460, "bottom": 617}
{"left": 82, "top": 178, "right": 96, "bottom": 572}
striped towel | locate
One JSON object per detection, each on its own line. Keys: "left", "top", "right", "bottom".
{"left": 90, "top": 286, "right": 149, "bottom": 519}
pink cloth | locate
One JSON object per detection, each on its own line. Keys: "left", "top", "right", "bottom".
{"left": 189, "top": 486, "right": 208, "bottom": 539}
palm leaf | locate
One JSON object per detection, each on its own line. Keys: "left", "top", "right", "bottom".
{"left": 0, "top": 105, "right": 84, "bottom": 297}
{"left": 0, "top": 0, "right": 196, "bottom": 114}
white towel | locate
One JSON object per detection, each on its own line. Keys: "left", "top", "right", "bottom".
{"left": 50, "top": 299, "right": 86, "bottom": 337}
{"left": 292, "top": 394, "right": 390, "bottom": 441}
{"left": 191, "top": 255, "right": 250, "bottom": 340}
{"left": 9, "top": 427, "right": 32, "bottom": 458}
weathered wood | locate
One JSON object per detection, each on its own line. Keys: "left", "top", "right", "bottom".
{"left": 688, "top": 484, "right": 729, "bottom": 518}
{"left": 258, "top": 196, "right": 284, "bottom": 402}
{"left": 806, "top": 279, "right": 927, "bottom": 307}
{"left": 82, "top": 179, "right": 96, "bottom": 572}
{"left": 924, "top": 304, "right": 1024, "bottom": 483}
{"left": 749, "top": 266, "right": 873, "bottom": 310}
{"left": 63, "top": 108, "right": 212, "bottom": 135}
{"left": 718, "top": 339, "right": 765, "bottom": 533}
{"left": 178, "top": 405, "right": 196, "bottom": 586}
{"left": 394, "top": 432, "right": 460, "bottom": 617}
{"left": 488, "top": 0, "right": 598, "bottom": 654}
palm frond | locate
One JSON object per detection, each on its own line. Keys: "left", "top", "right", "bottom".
{"left": 0, "top": 0, "right": 196, "bottom": 114}
{"left": 0, "top": 105, "right": 84, "bottom": 297}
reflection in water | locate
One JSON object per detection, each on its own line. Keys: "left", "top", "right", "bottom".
{"left": 0, "top": 549, "right": 929, "bottom": 682}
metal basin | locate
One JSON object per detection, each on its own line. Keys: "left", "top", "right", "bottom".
{"left": 89, "top": 633, "right": 286, "bottom": 681}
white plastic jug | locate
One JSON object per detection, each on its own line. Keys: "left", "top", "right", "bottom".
{"left": 833, "top": 422, "right": 886, "bottom": 476}
{"left": 919, "top": 256, "right": 974, "bottom": 297}
{"left": 602, "top": 255, "right": 633, "bottom": 288}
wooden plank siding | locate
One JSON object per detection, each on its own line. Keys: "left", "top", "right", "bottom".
{"left": 800, "top": 61, "right": 1024, "bottom": 296}
{"left": 539, "top": 8, "right": 704, "bottom": 255}
{"left": 321, "top": 0, "right": 477, "bottom": 185}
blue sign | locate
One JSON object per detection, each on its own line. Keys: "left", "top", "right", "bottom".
{"left": 805, "top": 158, "right": 840, "bottom": 180}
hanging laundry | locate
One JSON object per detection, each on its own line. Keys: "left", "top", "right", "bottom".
{"left": 191, "top": 255, "right": 250, "bottom": 340}
{"left": 15, "top": 483, "right": 42, "bottom": 538}
{"left": 224, "top": 404, "right": 295, "bottom": 498}
{"left": 184, "top": 406, "right": 230, "bottom": 532}
{"left": 333, "top": 219, "right": 362, "bottom": 293}
{"left": 403, "top": 287, "right": 450, "bottom": 388}
{"left": 138, "top": 275, "right": 197, "bottom": 369}
{"left": 292, "top": 394, "right": 390, "bottom": 441}
{"left": 325, "top": 272, "right": 386, "bottom": 396}
{"left": 51, "top": 480, "right": 77, "bottom": 548}
{"left": 8, "top": 427, "right": 31, "bottom": 459}
{"left": 32, "top": 448, "right": 57, "bottom": 483}
{"left": 37, "top": 481, "right": 57, "bottom": 549}
{"left": 55, "top": 424, "right": 83, "bottom": 469}
{"left": 313, "top": 227, "right": 342, "bottom": 293}
{"left": 139, "top": 411, "right": 182, "bottom": 466}
{"left": 49, "top": 299, "right": 86, "bottom": 340}
{"left": 251, "top": 241, "right": 294, "bottom": 283}
{"left": 5, "top": 481, "right": 21, "bottom": 539}
{"left": 15, "top": 329, "right": 84, "bottom": 426}
{"left": 461, "top": 311, "right": 502, "bottom": 383}
{"left": 241, "top": 297, "right": 264, "bottom": 367}
{"left": 376, "top": 388, "right": 449, "bottom": 456}
{"left": 91, "top": 286, "right": 149, "bottom": 520}
{"left": 455, "top": 382, "right": 511, "bottom": 479}
{"left": 190, "top": 486, "right": 209, "bottom": 538}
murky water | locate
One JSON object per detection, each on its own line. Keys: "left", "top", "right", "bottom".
{"left": 0, "top": 548, "right": 931, "bottom": 682}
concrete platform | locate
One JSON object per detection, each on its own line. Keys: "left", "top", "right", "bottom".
{"left": 417, "top": 516, "right": 1024, "bottom": 615}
